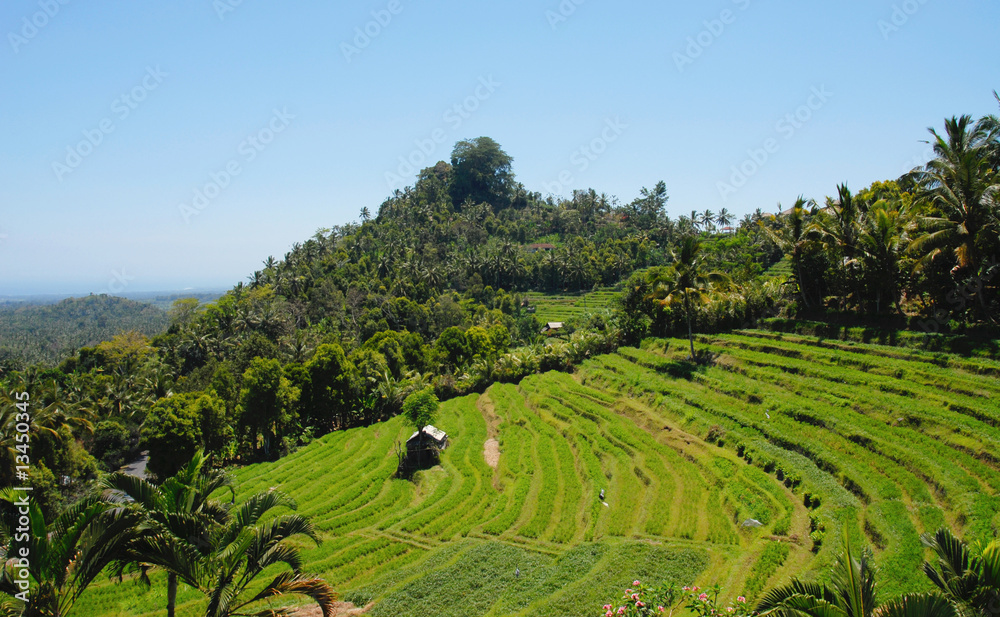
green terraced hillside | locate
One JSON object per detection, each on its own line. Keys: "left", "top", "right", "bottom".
{"left": 526, "top": 290, "right": 619, "bottom": 324}
{"left": 75, "top": 330, "right": 1000, "bottom": 616}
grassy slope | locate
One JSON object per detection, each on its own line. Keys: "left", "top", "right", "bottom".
{"left": 525, "top": 290, "right": 619, "bottom": 324}
{"left": 74, "top": 330, "right": 1000, "bottom": 615}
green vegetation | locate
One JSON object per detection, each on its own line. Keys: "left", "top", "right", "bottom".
{"left": 0, "top": 295, "right": 169, "bottom": 368}
{"left": 3, "top": 97, "right": 1000, "bottom": 616}
{"left": 525, "top": 289, "right": 619, "bottom": 324}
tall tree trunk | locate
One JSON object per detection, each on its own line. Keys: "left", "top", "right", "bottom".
{"left": 686, "top": 291, "right": 695, "bottom": 359}
{"left": 167, "top": 572, "right": 177, "bottom": 617}
{"left": 794, "top": 247, "right": 811, "bottom": 309}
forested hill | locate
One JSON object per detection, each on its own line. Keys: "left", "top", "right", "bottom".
{"left": 0, "top": 295, "right": 169, "bottom": 368}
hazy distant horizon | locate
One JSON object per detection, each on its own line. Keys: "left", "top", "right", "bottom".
{"left": 3, "top": 1, "right": 998, "bottom": 295}
{"left": 0, "top": 285, "right": 230, "bottom": 301}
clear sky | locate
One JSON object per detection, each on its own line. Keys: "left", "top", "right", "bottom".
{"left": 1, "top": 0, "right": 998, "bottom": 295}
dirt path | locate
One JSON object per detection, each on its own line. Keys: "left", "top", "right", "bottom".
{"left": 484, "top": 438, "right": 500, "bottom": 469}
{"left": 294, "top": 601, "right": 372, "bottom": 616}
{"left": 477, "top": 391, "right": 502, "bottom": 476}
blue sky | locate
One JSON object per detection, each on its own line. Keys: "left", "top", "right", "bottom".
{"left": 1, "top": 0, "right": 998, "bottom": 295}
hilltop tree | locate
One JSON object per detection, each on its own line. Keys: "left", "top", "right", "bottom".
{"left": 449, "top": 137, "right": 515, "bottom": 212}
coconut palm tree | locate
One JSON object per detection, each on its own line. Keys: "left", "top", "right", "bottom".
{"left": 762, "top": 197, "right": 817, "bottom": 309}
{"left": 647, "top": 236, "right": 730, "bottom": 359}
{"left": 858, "top": 201, "right": 910, "bottom": 314}
{"left": 812, "top": 184, "right": 865, "bottom": 309}
{"left": 99, "top": 451, "right": 236, "bottom": 617}
{"left": 0, "top": 488, "right": 145, "bottom": 617}
{"left": 700, "top": 209, "right": 716, "bottom": 232}
{"left": 757, "top": 531, "right": 956, "bottom": 617}
{"left": 910, "top": 115, "right": 999, "bottom": 285}
{"left": 717, "top": 208, "right": 734, "bottom": 231}
{"left": 921, "top": 528, "right": 1000, "bottom": 617}
{"left": 0, "top": 380, "right": 94, "bottom": 486}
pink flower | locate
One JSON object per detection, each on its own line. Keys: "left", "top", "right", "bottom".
{"left": 618, "top": 608, "right": 626, "bottom": 615}
{"left": 606, "top": 612, "right": 613, "bottom": 617}
{"left": 631, "top": 593, "right": 640, "bottom": 601}
{"left": 699, "top": 593, "right": 709, "bottom": 601}
{"left": 604, "top": 605, "right": 612, "bottom": 610}
{"left": 658, "top": 607, "right": 665, "bottom": 613}
{"left": 683, "top": 586, "right": 691, "bottom": 592}
{"left": 634, "top": 580, "right": 641, "bottom": 586}
{"left": 626, "top": 589, "right": 633, "bottom": 594}
{"left": 693, "top": 586, "right": 701, "bottom": 592}
{"left": 737, "top": 597, "right": 746, "bottom": 604}
{"left": 638, "top": 601, "right": 646, "bottom": 607}
{"left": 728, "top": 607, "right": 734, "bottom": 613}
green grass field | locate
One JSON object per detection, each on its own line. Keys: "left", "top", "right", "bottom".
{"left": 525, "top": 290, "right": 619, "bottom": 324}
{"left": 74, "top": 330, "right": 1000, "bottom": 616}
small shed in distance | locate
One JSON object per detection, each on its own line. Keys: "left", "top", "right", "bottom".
{"left": 525, "top": 243, "right": 556, "bottom": 254}
{"left": 407, "top": 425, "right": 448, "bottom": 450}
{"left": 540, "top": 322, "right": 564, "bottom": 335}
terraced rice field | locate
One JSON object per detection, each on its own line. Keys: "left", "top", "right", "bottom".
{"left": 76, "top": 330, "right": 1000, "bottom": 616}
{"left": 525, "top": 290, "right": 619, "bottom": 324}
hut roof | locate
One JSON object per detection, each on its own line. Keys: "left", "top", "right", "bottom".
{"left": 407, "top": 425, "right": 448, "bottom": 449}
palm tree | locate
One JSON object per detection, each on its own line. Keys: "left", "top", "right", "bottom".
{"left": 858, "top": 201, "right": 910, "bottom": 314}
{"left": 0, "top": 488, "right": 145, "bottom": 617}
{"left": 921, "top": 527, "right": 1000, "bottom": 617}
{"left": 812, "top": 184, "right": 864, "bottom": 309}
{"left": 102, "top": 453, "right": 336, "bottom": 617}
{"left": 717, "top": 208, "right": 734, "bottom": 231}
{"left": 100, "top": 451, "right": 236, "bottom": 617}
{"left": 910, "top": 115, "right": 999, "bottom": 316}
{"left": 647, "top": 236, "right": 730, "bottom": 359}
{"left": 0, "top": 380, "right": 93, "bottom": 486}
{"left": 360, "top": 206, "right": 371, "bottom": 221}
{"left": 700, "top": 209, "right": 716, "bottom": 232}
{"left": 757, "top": 531, "right": 956, "bottom": 617}
{"left": 762, "top": 197, "right": 816, "bottom": 309}
{"left": 203, "top": 490, "right": 335, "bottom": 617}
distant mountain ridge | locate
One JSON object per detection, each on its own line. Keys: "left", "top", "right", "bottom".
{"left": 0, "top": 295, "right": 170, "bottom": 368}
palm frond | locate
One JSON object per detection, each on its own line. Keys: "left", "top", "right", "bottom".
{"left": 872, "top": 593, "right": 956, "bottom": 617}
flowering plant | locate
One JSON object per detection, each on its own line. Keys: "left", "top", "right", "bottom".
{"left": 683, "top": 584, "right": 755, "bottom": 617}
{"left": 599, "top": 580, "right": 679, "bottom": 617}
